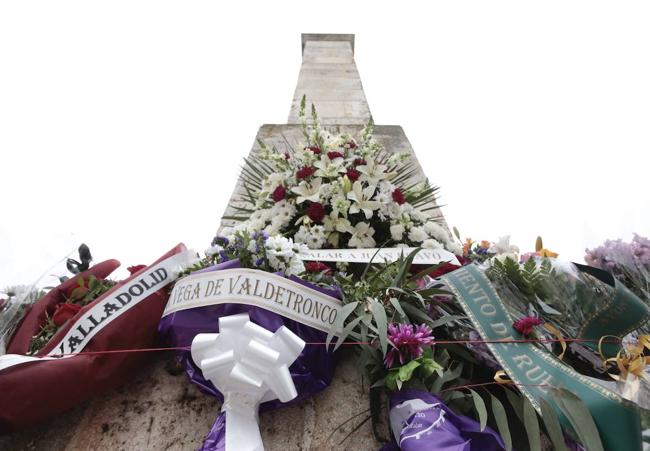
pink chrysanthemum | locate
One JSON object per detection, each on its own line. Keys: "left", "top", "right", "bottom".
{"left": 384, "top": 323, "right": 434, "bottom": 368}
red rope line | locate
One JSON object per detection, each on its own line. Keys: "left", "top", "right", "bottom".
{"left": 38, "top": 337, "right": 622, "bottom": 358}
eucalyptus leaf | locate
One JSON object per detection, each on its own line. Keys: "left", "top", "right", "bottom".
{"left": 326, "top": 301, "right": 358, "bottom": 349}
{"left": 490, "top": 394, "right": 512, "bottom": 451}
{"left": 369, "top": 300, "right": 388, "bottom": 356}
{"left": 469, "top": 389, "right": 488, "bottom": 431}
{"left": 523, "top": 397, "right": 541, "bottom": 451}
{"left": 552, "top": 388, "right": 604, "bottom": 451}
{"left": 539, "top": 398, "right": 568, "bottom": 451}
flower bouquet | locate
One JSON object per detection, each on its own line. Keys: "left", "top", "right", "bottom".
{"left": 0, "top": 243, "right": 194, "bottom": 431}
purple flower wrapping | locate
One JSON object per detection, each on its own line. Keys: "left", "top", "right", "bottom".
{"left": 157, "top": 259, "right": 341, "bottom": 450}
{"left": 383, "top": 389, "right": 506, "bottom": 451}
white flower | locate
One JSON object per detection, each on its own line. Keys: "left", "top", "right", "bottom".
{"left": 286, "top": 257, "right": 305, "bottom": 277}
{"left": 356, "top": 159, "right": 389, "bottom": 184}
{"left": 265, "top": 235, "right": 295, "bottom": 258}
{"left": 330, "top": 194, "right": 351, "bottom": 216}
{"left": 390, "top": 223, "right": 405, "bottom": 241}
{"left": 423, "top": 222, "right": 451, "bottom": 243}
{"left": 291, "top": 178, "right": 324, "bottom": 204}
{"left": 262, "top": 172, "right": 288, "bottom": 194}
{"left": 408, "top": 226, "right": 429, "bottom": 243}
{"left": 205, "top": 244, "right": 223, "bottom": 257}
{"left": 489, "top": 236, "right": 520, "bottom": 256}
{"left": 323, "top": 211, "right": 354, "bottom": 234}
{"left": 347, "top": 181, "right": 380, "bottom": 219}
{"left": 294, "top": 225, "right": 327, "bottom": 249}
{"left": 314, "top": 156, "right": 346, "bottom": 178}
{"left": 348, "top": 222, "right": 376, "bottom": 248}
{"left": 422, "top": 239, "right": 443, "bottom": 249}
{"left": 447, "top": 241, "right": 463, "bottom": 255}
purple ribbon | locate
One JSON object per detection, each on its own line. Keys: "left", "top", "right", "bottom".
{"left": 381, "top": 389, "right": 506, "bottom": 451}
{"left": 157, "top": 260, "right": 340, "bottom": 450}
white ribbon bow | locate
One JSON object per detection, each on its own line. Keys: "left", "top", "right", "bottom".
{"left": 191, "top": 313, "right": 305, "bottom": 451}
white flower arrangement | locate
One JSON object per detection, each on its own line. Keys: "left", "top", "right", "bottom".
{"left": 223, "top": 96, "right": 458, "bottom": 253}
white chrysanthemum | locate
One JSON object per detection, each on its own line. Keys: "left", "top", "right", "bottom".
{"left": 447, "top": 241, "right": 463, "bottom": 255}
{"left": 423, "top": 222, "right": 451, "bottom": 242}
{"left": 286, "top": 257, "right": 306, "bottom": 277}
{"left": 262, "top": 173, "right": 289, "bottom": 194}
{"left": 330, "top": 195, "right": 351, "bottom": 216}
{"left": 390, "top": 223, "right": 405, "bottom": 241}
{"left": 265, "top": 235, "right": 295, "bottom": 258}
{"left": 294, "top": 225, "right": 327, "bottom": 249}
{"left": 348, "top": 222, "right": 376, "bottom": 248}
{"left": 422, "top": 239, "right": 443, "bottom": 249}
{"left": 408, "top": 226, "right": 428, "bottom": 243}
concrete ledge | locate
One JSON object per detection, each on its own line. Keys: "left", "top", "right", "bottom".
{"left": 301, "top": 33, "right": 355, "bottom": 55}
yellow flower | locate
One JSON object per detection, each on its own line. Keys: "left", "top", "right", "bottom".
{"left": 463, "top": 238, "right": 473, "bottom": 257}
{"left": 480, "top": 240, "right": 491, "bottom": 249}
{"left": 537, "top": 248, "right": 559, "bottom": 258}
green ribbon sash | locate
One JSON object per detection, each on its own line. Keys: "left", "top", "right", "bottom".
{"left": 574, "top": 263, "right": 650, "bottom": 357}
{"left": 442, "top": 265, "right": 642, "bottom": 451}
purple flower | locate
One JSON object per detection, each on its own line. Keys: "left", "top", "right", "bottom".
{"left": 384, "top": 323, "right": 434, "bottom": 368}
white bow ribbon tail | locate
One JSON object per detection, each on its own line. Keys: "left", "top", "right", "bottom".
{"left": 191, "top": 313, "right": 306, "bottom": 451}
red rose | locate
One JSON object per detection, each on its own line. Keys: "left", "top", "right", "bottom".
{"left": 271, "top": 185, "right": 286, "bottom": 202}
{"left": 297, "top": 166, "right": 316, "bottom": 180}
{"left": 127, "top": 264, "right": 147, "bottom": 275}
{"left": 327, "top": 151, "right": 344, "bottom": 160}
{"left": 429, "top": 262, "right": 461, "bottom": 278}
{"left": 347, "top": 141, "right": 358, "bottom": 149}
{"left": 284, "top": 152, "right": 291, "bottom": 160}
{"left": 513, "top": 316, "right": 543, "bottom": 337}
{"left": 392, "top": 188, "right": 406, "bottom": 205}
{"left": 346, "top": 169, "right": 360, "bottom": 182}
{"left": 305, "top": 146, "right": 321, "bottom": 155}
{"left": 353, "top": 158, "right": 367, "bottom": 166}
{"left": 63, "top": 277, "right": 88, "bottom": 300}
{"left": 306, "top": 202, "right": 326, "bottom": 223}
{"left": 52, "top": 303, "right": 82, "bottom": 327}
{"left": 305, "top": 261, "right": 331, "bottom": 274}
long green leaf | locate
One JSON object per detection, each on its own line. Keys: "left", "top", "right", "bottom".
{"left": 369, "top": 300, "right": 388, "bottom": 356}
{"left": 539, "top": 397, "right": 568, "bottom": 451}
{"left": 523, "top": 398, "right": 541, "bottom": 451}
{"left": 469, "top": 389, "right": 488, "bottom": 431}
{"left": 490, "top": 394, "right": 513, "bottom": 451}
{"left": 326, "top": 301, "right": 358, "bottom": 349}
{"left": 552, "top": 388, "right": 604, "bottom": 451}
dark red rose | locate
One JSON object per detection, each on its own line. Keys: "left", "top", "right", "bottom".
{"left": 456, "top": 255, "right": 470, "bottom": 266}
{"left": 305, "top": 146, "right": 321, "bottom": 155}
{"left": 127, "top": 264, "right": 147, "bottom": 275}
{"left": 513, "top": 316, "right": 543, "bottom": 337}
{"left": 52, "top": 303, "right": 82, "bottom": 326}
{"left": 392, "top": 188, "right": 406, "bottom": 205}
{"left": 305, "top": 261, "right": 331, "bottom": 274}
{"left": 346, "top": 169, "right": 360, "bottom": 182}
{"left": 284, "top": 152, "right": 291, "bottom": 160}
{"left": 63, "top": 277, "right": 88, "bottom": 300}
{"left": 347, "top": 141, "right": 358, "bottom": 149}
{"left": 327, "top": 151, "right": 344, "bottom": 160}
{"left": 306, "top": 202, "right": 326, "bottom": 223}
{"left": 296, "top": 166, "right": 316, "bottom": 180}
{"left": 429, "top": 262, "right": 461, "bottom": 279}
{"left": 353, "top": 158, "right": 367, "bottom": 166}
{"left": 271, "top": 185, "right": 286, "bottom": 202}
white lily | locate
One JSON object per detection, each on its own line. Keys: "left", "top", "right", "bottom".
{"left": 489, "top": 235, "right": 520, "bottom": 256}
{"left": 313, "top": 156, "right": 346, "bottom": 178}
{"left": 323, "top": 211, "right": 354, "bottom": 234}
{"left": 357, "top": 159, "right": 389, "bottom": 184}
{"left": 348, "top": 222, "right": 376, "bottom": 248}
{"left": 347, "top": 181, "right": 380, "bottom": 219}
{"left": 290, "top": 178, "right": 323, "bottom": 204}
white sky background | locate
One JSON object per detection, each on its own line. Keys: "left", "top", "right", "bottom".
{"left": 0, "top": 1, "right": 648, "bottom": 289}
